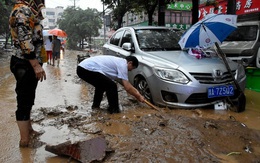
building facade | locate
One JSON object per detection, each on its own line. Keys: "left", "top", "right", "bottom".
{"left": 122, "top": 1, "right": 193, "bottom": 30}
{"left": 42, "top": 6, "right": 64, "bottom": 29}
{"left": 122, "top": 0, "right": 260, "bottom": 30}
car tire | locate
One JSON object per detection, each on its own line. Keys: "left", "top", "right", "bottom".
{"left": 134, "top": 77, "right": 153, "bottom": 103}
{"left": 256, "top": 48, "right": 260, "bottom": 68}
{"left": 229, "top": 93, "right": 246, "bottom": 113}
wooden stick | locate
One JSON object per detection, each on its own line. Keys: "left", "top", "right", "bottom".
{"left": 144, "top": 99, "right": 160, "bottom": 111}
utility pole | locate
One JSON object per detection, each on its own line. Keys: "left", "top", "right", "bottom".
{"left": 69, "top": 0, "right": 78, "bottom": 8}
{"left": 103, "top": 2, "right": 106, "bottom": 44}
{"left": 192, "top": 0, "right": 199, "bottom": 25}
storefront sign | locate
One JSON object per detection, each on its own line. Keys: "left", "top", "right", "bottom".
{"left": 199, "top": 0, "right": 227, "bottom": 20}
{"left": 165, "top": 23, "right": 191, "bottom": 30}
{"left": 236, "top": 0, "right": 260, "bottom": 15}
{"left": 167, "top": 2, "right": 192, "bottom": 11}
{"left": 199, "top": 0, "right": 260, "bottom": 20}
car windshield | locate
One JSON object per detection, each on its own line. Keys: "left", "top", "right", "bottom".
{"left": 135, "top": 28, "right": 182, "bottom": 51}
{"left": 225, "top": 25, "right": 258, "bottom": 41}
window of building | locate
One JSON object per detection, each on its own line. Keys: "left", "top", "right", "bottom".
{"left": 172, "top": 12, "right": 181, "bottom": 24}
{"left": 181, "top": 11, "right": 192, "bottom": 24}
{"left": 46, "top": 11, "right": 55, "bottom": 16}
{"left": 165, "top": 11, "right": 191, "bottom": 25}
{"left": 49, "top": 19, "right": 55, "bottom": 23}
{"left": 165, "top": 12, "right": 171, "bottom": 23}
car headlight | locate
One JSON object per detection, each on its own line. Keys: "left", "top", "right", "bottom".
{"left": 236, "top": 63, "right": 246, "bottom": 81}
{"left": 154, "top": 67, "right": 190, "bottom": 84}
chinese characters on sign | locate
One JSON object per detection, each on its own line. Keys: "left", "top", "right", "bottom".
{"left": 167, "top": 2, "right": 192, "bottom": 11}
{"left": 236, "top": 0, "right": 260, "bottom": 14}
{"left": 199, "top": 0, "right": 260, "bottom": 20}
{"left": 165, "top": 23, "right": 191, "bottom": 30}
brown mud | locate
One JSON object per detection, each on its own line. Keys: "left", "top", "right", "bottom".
{"left": 0, "top": 49, "right": 260, "bottom": 163}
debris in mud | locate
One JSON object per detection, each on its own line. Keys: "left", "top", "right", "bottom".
{"left": 66, "top": 105, "right": 79, "bottom": 111}
{"left": 82, "top": 123, "right": 103, "bottom": 134}
{"left": 39, "top": 107, "right": 64, "bottom": 116}
{"left": 204, "top": 121, "right": 218, "bottom": 129}
{"left": 158, "top": 120, "right": 168, "bottom": 127}
{"left": 77, "top": 54, "right": 90, "bottom": 63}
{"left": 45, "top": 137, "right": 113, "bottom": 163}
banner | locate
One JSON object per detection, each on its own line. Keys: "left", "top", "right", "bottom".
{"left": 199, "top": 0, "right": 260, "bottom": 20}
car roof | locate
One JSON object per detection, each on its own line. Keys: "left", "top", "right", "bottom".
{"left": 119, "top": 26, "right": 178, "bottom": 30}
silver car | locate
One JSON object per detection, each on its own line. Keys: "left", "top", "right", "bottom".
{"left": 103, "top": 26, "right": 246, "bottom": 108}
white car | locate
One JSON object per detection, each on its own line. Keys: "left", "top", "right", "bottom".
{"left": 103, "top": 26, "right": 246, "bottom": 109}
{"left": 220, "top": 20, "right": 260, "bottom": 68}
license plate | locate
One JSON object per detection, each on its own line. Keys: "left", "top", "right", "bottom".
{"left": 208, "top": 85, "right": 234, "bottom": 98}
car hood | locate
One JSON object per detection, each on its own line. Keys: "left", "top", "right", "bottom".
{"left": 219, "top": 41, "right": 255, "bottom": 53}
{"left": 141, "top": 50, "right": 238, "bottom": 72}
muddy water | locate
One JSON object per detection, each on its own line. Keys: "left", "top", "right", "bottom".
{"left": 0, "top": 50, "right": 260, "bottom": 162}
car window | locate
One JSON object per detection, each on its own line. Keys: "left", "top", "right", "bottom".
{"left": 135, "top": 29, "right": 181, "bottom": 51}
{"left": 120, "top": 30, "right": 132, "bottom": 47}
{"left": 225, "top": 25, "right": 258, "bottom": 41}
{"left": 110, "top": 30, "right": 124, "bottom": 46}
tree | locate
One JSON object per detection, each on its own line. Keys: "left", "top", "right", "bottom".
{"left": 132, "top": 0, "right": 178, "bottom": 26}
{"left": 101, "top": 0, "right": 133, "bottom": 30}
{"left": 227, "top": 0, "right": 236, "bottom": 14}
{"left": 0, "top": 0, "right": 14, "bottom": 48}
{"left": 58, "top": 7, "right": 102, "bottom": 50}
{"left": 192, "top": 0, "right": 199, "bottom": 25}
{"left": 133, "top": 0, "right": 158, "bottom": 26}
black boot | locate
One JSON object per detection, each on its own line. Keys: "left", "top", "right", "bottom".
{"left": 108, "top": 107, "right": 120, "bottom": 114}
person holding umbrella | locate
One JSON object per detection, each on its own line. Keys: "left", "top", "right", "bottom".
{"left": 45, "top": 36, "right": 53, "bottom": 65}
{"left": 52, "top": 35, "right": 61, "bottom": 67}
{"left": 9, "top": 0, "right": 46, "bottom": 147}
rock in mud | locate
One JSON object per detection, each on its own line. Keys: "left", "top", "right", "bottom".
{"left": 45, "top": 137, "right": 112, "bottom": 162}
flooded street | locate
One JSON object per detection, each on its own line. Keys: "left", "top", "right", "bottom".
{"left": 0, "top": 49, "right": 260, "bottom": 163}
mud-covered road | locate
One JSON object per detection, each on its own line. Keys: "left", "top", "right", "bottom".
{"left": 0, "top": 49, "right": 260, "bottom": 163}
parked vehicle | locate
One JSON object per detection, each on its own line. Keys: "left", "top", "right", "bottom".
{"left": 77, "top": 41, "right": 89, "bottom": 49}
{"left": 103, "top": 26, "right": 246, "bottom": 108}
{"left": 220, "top": 21, "right": 260, "bottom": 68}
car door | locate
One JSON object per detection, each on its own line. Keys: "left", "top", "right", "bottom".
{"left": 103, "top": 29, "right": 124, "bottom": 56}
{"left": 118, "top": 30, "right": 133, "bottom": 58}
{"left": 103, "top": 29, "right": 133, "bottom": 58}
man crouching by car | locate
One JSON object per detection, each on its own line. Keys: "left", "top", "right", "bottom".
{"left": 76, "top": 55, "right": 145, "bottom": 114}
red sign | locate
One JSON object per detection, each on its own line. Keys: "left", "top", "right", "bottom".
{"left": 199, "top": 0, "right": 260, "bottom": 20}
{"left": 199, "top": 0, "right": 227, "bottom": 20}
{"left": 236, "top": 0, "right": 260, "bottom": 15}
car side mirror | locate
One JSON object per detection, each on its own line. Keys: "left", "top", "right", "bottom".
{"left": 122, "top": 42, "right": 132, "bottom": 51}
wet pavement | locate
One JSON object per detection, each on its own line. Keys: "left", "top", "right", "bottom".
{"left": 0, "top": 49, "right": 260, "bottom": 162}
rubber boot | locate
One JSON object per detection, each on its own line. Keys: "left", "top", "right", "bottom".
{"left": 17, "top": 121, "right": 30, "bottom": 147}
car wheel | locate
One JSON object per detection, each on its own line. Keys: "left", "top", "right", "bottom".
{"left": 256, "top": 48, "right": 260, "bottom": 68}
{"left": 135, "top": 77, "right": 153, "bottom": 103}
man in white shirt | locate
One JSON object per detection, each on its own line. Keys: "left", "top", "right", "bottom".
{"left": 77, "top": 55, "right": 144, "bottom": 114}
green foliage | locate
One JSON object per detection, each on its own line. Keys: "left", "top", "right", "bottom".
{"left": 96, "top": 0, "right": 234, "bottom": 30}
{"left": 100, "top": 0, "right": 171, "bottom": 28}
{"left": 131, "top": 0, "right": 158, "bottom": 26}
{"left": 204, "top": 0, "right": 219, "bottom": 11}
{"left": 101, "top": 0, "right": 133, "bottom": 29}
{"left": 58, "top": 7, "right": 102, "bottom": 50}
{"left": 0, "top": 0, "right": 14, "bottom": 38}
